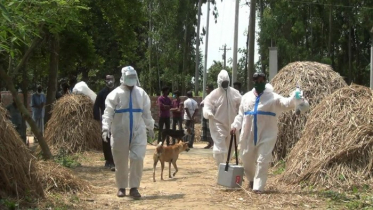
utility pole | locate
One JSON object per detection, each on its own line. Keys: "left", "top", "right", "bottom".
{"left": 232, "top": 0, "right": 240, "bottom": 85}
{"left": 247, "top": 0, "right": 256, "bottom": 90}
{"left": 203, "top": 0, "right": 211, "bottom": 99}
{"left": 194, "top": 0, "right": 203, "bottom": 95}
{"left": 219, "top": 44, "right": 231, "bottom": 69}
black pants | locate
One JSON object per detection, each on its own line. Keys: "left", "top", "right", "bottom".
{"left": 102, "top": 138, "right": 114, "bottom": 164}
{"left": 171, "top": 117, "right": 183, "bottom": 144}
{"left": 158, "top": 117, "right": 170, "bottom": 144}
{"left": 185, "top": 120, "right": 195, "bottom": 147}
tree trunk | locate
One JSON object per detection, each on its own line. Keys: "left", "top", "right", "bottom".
{"left": 0, "top": 67, "right": 52, "bottom": 159}
{"left": 44, "top": 34, "right": 60, "bottom": 125}
{"left": 247, "top": 0, "right": 256, "bottom": 90}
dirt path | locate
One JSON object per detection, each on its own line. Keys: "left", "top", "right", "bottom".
{"left": 60, "top": 142, "right": 331, "bottom": 210}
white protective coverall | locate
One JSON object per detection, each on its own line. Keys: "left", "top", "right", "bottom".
{"left": 231, "top": 83, "right": 297, "bottom": 191}
{"left": 203, "top": 70, "right": 242, "bottom": 166}
{"left": 102, "top": 66, "right": 154, "bottom": 189}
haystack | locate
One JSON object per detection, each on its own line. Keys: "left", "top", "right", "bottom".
{"left": 0, "top": 105, "right": 44, "bottom": 198}
{"left": 44, "top": 94, "right": 101, "bottom": 154}
{"left": 271, "top": 61, "right": 347, "bottom": 162}
{"left": 280, "top": 84, "right": 373, "bottom": 188}
{"left": 36, "top": 160, "right": 91, "bottom": 193}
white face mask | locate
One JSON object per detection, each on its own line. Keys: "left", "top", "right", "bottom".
{"left": 106, "top": 80, "right": 114, "bottom": 88}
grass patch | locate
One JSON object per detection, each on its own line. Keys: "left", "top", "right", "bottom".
{"left": 54, "top": 149, "right": 81, "bottom": 168}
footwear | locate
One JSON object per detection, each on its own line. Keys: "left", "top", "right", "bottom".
{"left": 104, "top": 161, "right": 110, "bottom": 168}
{"left": 204, "top": 144, "right": 212, "bottom": 149}
{"left": 110, "top": 163, "right": 115, "bottom": 172}
{"left": 253, "top": 190, "right": 263, "bottom": 194}
{"left": 129, "top": 188, "right": 141, "bottom": 200}
{"left": 117, "top": 188, "right": 125, "bottom": 197}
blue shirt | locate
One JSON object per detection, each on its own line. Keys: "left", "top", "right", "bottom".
{"left": 31, "top": 93, "right": 45, "bottom": 119}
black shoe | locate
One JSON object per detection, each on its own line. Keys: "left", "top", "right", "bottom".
{"left": 129, "top": 188, "right": 141, "bottom": 200}
{"left": 110, "top": 163, "right": 115, "bottom": 172}
{"left": 117, "top": 188, "right": 125, "bottom": 197}
{"left": 104, "top": 161, "right": 110, "bottom": 168}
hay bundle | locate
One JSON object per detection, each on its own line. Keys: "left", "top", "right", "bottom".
{"left": 36, "top": 160, "right": 91, "bottom": 193}
{"left": 44, "top": 94, "right": 101, "bottom": 154}
{"left": 280, "top": 84, "right": 373, "bottom": 188}
{"left": 271, "top": 61, "right": 347, "bottom": 162}
{"left": 0, "top": 105, "right": 44, "bottom": 198}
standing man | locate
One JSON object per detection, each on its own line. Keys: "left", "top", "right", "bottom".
{"left": 6, "top": 96, "right": 26, "bottom": 143}
{"left": 233, "top": 81, "right": 244, "bottom": 95}
{"left": 202, "top": 70, "right": 242, "bottom": 166}
{"left": 200, "top": 84, "right": 214, "bottom": 149}
{"left": 31, "top": 85, "right": 46, "bottom": 139}
{"left": 102, "top": 66, "right": 155, "bottom": 199}
{"left": 183, "top": 91, "right": 198, "bottom": 148}
{"left": 94, "top": 75, "right": 116, "bottom": 171}
{"left": 230, "top": 72, "right": 302, "bottom": 194}
{"left": 170, "top": 90, "right": 183, "bottom": 145}
{"left": 157, "top": 86, "right": 172, "bottom": 144}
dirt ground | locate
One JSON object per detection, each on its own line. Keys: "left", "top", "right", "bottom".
{"left": 29, "top": 140, "right": 344, "bottom": 210}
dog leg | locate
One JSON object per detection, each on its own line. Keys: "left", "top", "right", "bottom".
{"left": 172, "top": 161, "right": 178, "bottom": 177}
{"left": 169, "top": 161, "right": 172, "bottom": 178}
{"left": 153, "top": 159, "right": 158, "bottom": 182}
{"left": 161, "top": 161, "right": 165, "bottom": 180}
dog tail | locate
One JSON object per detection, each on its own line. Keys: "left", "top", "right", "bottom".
{"left": 156, "top": 142, "right": 163, "bottom": 157}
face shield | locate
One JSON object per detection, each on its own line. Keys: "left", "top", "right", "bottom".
{"left": 120, "top": 66, "right": 140, "bottom": 87}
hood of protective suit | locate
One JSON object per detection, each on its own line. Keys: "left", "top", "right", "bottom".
{"left": 217, "top": 70, "right": 230, "bottom": 89}
{"left": 120, "top": 66, "right": 141, "bottom": 87}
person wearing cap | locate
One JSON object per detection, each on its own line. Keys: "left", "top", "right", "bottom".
{"left": 101, "top": 66, "right": 155, "bottom": 199}
{"left": 94, "top": 75, "right": 116, "bottom": 171}
{"left": 230, "top": 72, "right": 305, "bottom": 194}
{"left": 202, "top": 70, "right": 242, "bottom": 166}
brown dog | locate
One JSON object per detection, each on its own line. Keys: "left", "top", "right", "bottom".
{"left": 153, "top": 140, "right": 190, "bottom": 182}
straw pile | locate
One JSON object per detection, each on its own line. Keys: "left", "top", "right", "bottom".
{"left": 44, "top": 94, "right": 101, "bottom": 154}
{"left": 36, "top": 160, "right": 91, "bottom": 193}
{"left": 280, "top": 84, "right": 373, "bottom": 188}
{"left": 0, "top": 105, "right": 44, "bottom": 198}
{"left": 271, "top": 61, "right": 347, "bottom": 162}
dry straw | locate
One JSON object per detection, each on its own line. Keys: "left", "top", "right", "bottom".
{"left": 271, "top": 61, "right": 347, "bottom": 162}
{"left": 280, "top": 84, "right": 373, "bottom": 188}
{"left": 36, "top": 160, "right": 91, "bottom": 193}
{"left": 0, "top": 105, "right": 44, "bottom": 198}
{"left": 44, "top": 94, "right": 102, "bottom": 154}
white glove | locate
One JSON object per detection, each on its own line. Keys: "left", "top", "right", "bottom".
{"left": 102, "top": 131, "right": 110, "bottom": 143}
{"left": 148, "top": 129, "right": 155, "bottom": 139}
{"left": 205, "top": 111, "right": 214, "bottom": 119}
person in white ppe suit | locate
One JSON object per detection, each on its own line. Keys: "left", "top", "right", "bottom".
{"left": 102, "top": 66, "right": 155, "bottom": 199}
{"left": 203, "top": 70, "right": 242, "bottom": 166}
{"left": 230, "top": 72, "right": 305, "bottom": 194}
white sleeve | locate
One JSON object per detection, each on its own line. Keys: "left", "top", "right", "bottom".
{"left": 142, "top": 91, "right": 155, "bottom": 130}
{"left": 231, "top": 98, "right": 244, "bottom": 130}
{"left": 102, "top": 91, "right": 118, "bottom": 132}
{"left": 202, "top": 94, "right": 214, "bottom": 119}
{"left": 275, "top": 94, "right": 297, "bottom": 112}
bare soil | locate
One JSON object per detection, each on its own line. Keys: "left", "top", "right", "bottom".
{"left": 31, "top": 141, "right": 337, "bottom": 210}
